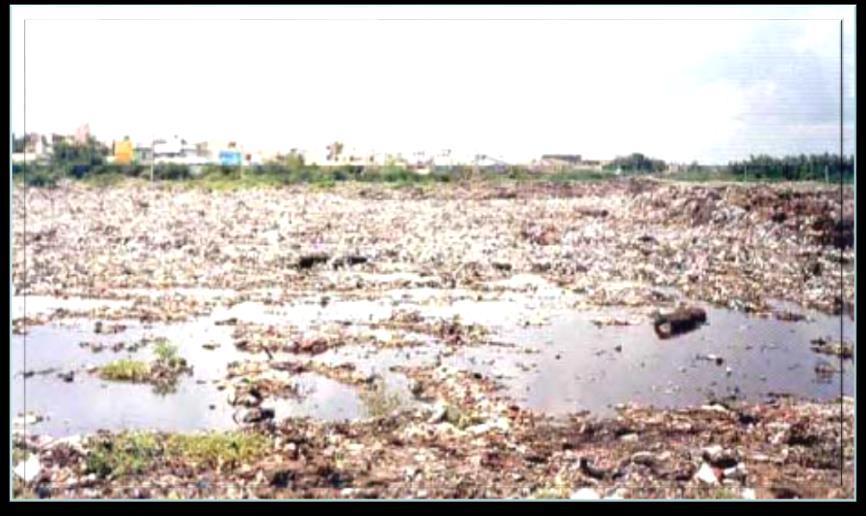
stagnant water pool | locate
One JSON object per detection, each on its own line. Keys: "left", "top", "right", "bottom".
{"left": 12, "top": 291, "right": 854, "bottom": 437}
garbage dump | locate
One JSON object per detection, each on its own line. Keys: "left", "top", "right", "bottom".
{"left": 11, "top": 179, "right": 854, "bottom": 499}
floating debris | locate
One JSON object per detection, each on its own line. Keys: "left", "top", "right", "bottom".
{"left": 654, "top": 306, "right": 707, "bottom": 339}
{"left": 810, "top": 338, "right": 854, "bottom": 359}
{"left": 94, "top": 321, "right": 127, "bottom": 335}
{"left": 774, "top": 311, "right": 807, "bottom": 322}
{"left": 591, "top": 317, "right": 634, "bottom": 328}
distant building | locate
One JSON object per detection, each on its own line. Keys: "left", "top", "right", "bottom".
{"left": 11, "top": 153, "right": 40, "bottom": 164}
{"left": 242, "top": 151, "right": 265, "bottom": 166}
{"left": 12, "top": 133, "right": 50, "bottom": 164}
{"left": 533, "top": 154, "right": 611, "bottom": 172}
{"left": 134, "top": 144, "right": 154, "bottom": 165}
{"left": 153, "top": 135, "right": 210, "bottom": 166}
{"left": 195, "top": 142, "right": 210, "bottom": 159}
{"left": 219, "top": 145, "right": 242, "bottom": 166}
{"left": 474, "top": 154, "right": 509, "bottom": 172}
{"left": 299, "top": 145, "right": 379, "bottom": 168}
{"left": 381, "top": 152, "right": 409, "bottom": 168}
{"left": 365, "top": 152, "right": 393, "bottom": 168}
{"left": 328, "top": 146, "right": 377, "bottom": 168}
{"left": 153, "top": 135, "right": 184, "bottom": 160}
{"left": 113, "top": 138, "right": 134, "bottom": 165}
{"left": 300, "top": 148, "right": 329, "bottom": 167}
{"left": 665, "top": 163, "right": 687, "bottom": 174}
{"left": 579, "top": 159, "right": 605, "bottom": 171}
{"left": 74, "top": 124, "right": 90, "bottom": 145}
{"left": 539, "top": 154, "right": 582, "bottom": 171}
{"left": 431, "top": 150, "right": 456, "bottom": 171}
{"left": 20, "top": 133, "right": 46, "bottom": 154}
{"left": 406, "top": 151, "right": 432, "bottom": 173}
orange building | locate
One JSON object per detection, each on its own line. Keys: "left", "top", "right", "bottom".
{"left": 114, "top": 138, "right": 134, "bottom": 165}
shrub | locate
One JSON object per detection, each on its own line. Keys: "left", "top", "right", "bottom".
{"left": 23, "top": 168, "right": 60, "bottom": 188}
{"left": 153, "top": 164, "right": 192, "bottom": 180}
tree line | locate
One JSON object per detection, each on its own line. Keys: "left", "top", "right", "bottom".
{"left": 603, "top": 153, "right": 667, "bottom": 173}
{"left": 726, "top": 154, "right": 854, "bottom": 182}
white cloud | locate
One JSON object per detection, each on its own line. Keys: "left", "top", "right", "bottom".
{"left": 10, "top": 5, "right": 855, "bottom": 163}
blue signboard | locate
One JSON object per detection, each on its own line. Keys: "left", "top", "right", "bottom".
{"left": 219, "top": 150, "right": 242, "bottom": 166}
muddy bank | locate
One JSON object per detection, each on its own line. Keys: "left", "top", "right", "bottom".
{"left": 12, "top": 387, "right": 853, "bottom": 499}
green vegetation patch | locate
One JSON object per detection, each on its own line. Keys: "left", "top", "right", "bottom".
{"left": 153, "top": 339, "right": 183, "bottom": 367}
{"left": 97, "top": 339, "right": 191, "bottom": 393}
{"left": 85, "top": 431, "right": 269, "bottom": 479}
{"left": 98, "top": 358, "right": 151, "bottom": 382}
{"left": 164, "top": 432, "right": 269, "bottom": 470}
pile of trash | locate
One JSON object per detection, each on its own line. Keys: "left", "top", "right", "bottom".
{"left": 11, "top": 179, "right": 854, "bottom": 500}
{"left": 12, "top": 180, "right": 853, "bottom": 317}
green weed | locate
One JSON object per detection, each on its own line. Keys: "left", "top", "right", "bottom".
{"left": 98, "top": 358, "right": 151, "bottom": 382}
{"left": 85, "top": 431, "right": 269, "bottom": 479}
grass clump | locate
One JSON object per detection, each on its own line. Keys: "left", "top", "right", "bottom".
{"left": 98, "top": 358, "right": 151, "bottom": 382}
{"left": 164, "top": 432, "right": 269, "bottom": 470}
{"left": 150, "top": 339, "right": 192, "bottom": 394}
{"left": 85, "top": 431, "right": 269, "bottom": 479}
{"left": 359, "top": 380, "right": 407, "bottom": 419}
{"left": 97, "top": 339, "right": 190, "bottom": 393}
{"left": 86, "top": 431, "right": 161, "bottom": 478}
{"left": 153, "top": 339, "right": 183, "bottom": 367}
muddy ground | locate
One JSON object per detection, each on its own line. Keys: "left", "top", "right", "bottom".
{"left": 11, "top": 179, "right": 854, "bottom": 499}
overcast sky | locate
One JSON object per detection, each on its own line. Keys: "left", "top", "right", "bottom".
{"left": 10, "top": 5, "right": 856, "bottom": 164}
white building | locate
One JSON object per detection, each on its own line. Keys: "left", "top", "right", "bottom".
{"left": 299, "top": 145, "right": 379, "bottom": 167}
{"left": 153, "top": 135, "right": 211, "bottom": 166}
{"left": 11, "top": 152, "right": 46, "bottom": 164}
{"left": 300, "top": 147, "right": 331, "bottom": 167}
{"left": 12, "top": 133, "right": 51, "bottom": 164}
